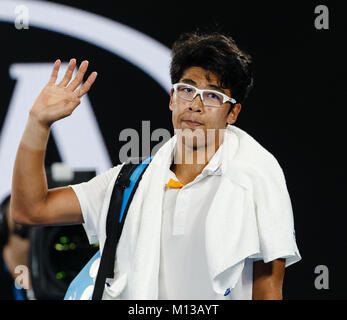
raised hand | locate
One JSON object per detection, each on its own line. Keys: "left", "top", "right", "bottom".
{"left": 30, "top": 58, "right": 97, "bottom": 128}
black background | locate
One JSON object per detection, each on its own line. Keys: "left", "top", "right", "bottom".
{"left": 1, "top": 0, "right": 346, "bottom": 299}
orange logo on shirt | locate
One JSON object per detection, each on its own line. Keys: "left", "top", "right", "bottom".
{"left": 165, "top": 179, "right": 184, "bottom": 189}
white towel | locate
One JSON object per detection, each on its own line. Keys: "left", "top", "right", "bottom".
{"left": 102, "top": 125, "right": 301, "bottom": 299}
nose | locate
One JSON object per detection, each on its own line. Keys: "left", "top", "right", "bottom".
{"left": 189, "top": 92, "right": 204, "bottom": 113}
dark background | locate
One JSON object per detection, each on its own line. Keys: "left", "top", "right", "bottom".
{"left": 1, "top": 0, "right": 346, "bottom": 299}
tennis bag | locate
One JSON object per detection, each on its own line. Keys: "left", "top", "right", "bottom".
{"left": 64, "top": 157, "right": 152, "bottom": 300}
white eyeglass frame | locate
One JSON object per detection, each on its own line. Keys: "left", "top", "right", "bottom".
{"left": 172, "top": 82, "right": 237, "bottom": 106}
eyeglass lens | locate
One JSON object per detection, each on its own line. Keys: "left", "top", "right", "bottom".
{"left": 176, "top": 84, "right": 224, "bottom": 107}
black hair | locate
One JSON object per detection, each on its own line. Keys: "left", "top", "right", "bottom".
{"left": 0, "top": 194, "right": 11, "bottom": 247}
{"left": 170, "top": 30, "right": 254, "bottom": 106}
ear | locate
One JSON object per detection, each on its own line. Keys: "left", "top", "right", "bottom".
{"left": 227, "top": 103, "right": 242, "bottom": 125}
{"left": 169, "top": 88, "right": 174, "bottom": 111}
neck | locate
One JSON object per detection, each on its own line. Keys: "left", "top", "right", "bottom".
{"left": 171, "top": 132, "right": 224, "bottom": 184}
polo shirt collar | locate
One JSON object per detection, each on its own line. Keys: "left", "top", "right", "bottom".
{"left": 166, "top": 140, "right": 224, "bottom": 188}
{"left": 201, "top": 143, "right": 223, "bottom": 176}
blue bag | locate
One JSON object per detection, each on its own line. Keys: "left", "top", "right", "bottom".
{"left": 64, "top": 157, "right": 151, "bottom": 300}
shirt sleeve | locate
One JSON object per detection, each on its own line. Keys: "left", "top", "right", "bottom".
{"left": 251, "top": 157, "right": 302, "bottom": 268}
{"left": 69, "top": 164, "right": 123, "bottom": 244}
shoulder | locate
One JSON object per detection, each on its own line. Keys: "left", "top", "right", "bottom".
{"left": 230, "top": 125, "right": 283, "bottom": 171}
{"left": 92, "top": 163, "right": 124, "bottom": 184}
{"left": 231, "top": 126, "right": 280, "bottom": 166}
{"left": 223, "top": 126, "right": 287, "bottom": 188}
{"left": 70, "top": 163, "right": 125, "bottom": 196}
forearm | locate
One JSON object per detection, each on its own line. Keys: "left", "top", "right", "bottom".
{"left": 11, "top": 115, "right": 50, "bottom": 223}
{"left": 252, "top": 259, "right": 285, "bottom": 300}
{"left": 252, "top": 285, "right": 283, "bottom": 300}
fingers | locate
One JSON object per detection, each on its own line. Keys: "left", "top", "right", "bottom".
{"left": 65, "top": 95, "right": 82, "bottom": 116}
{"left": 75, "top": 71, "right": 98, "bottom": 98}
{"left": 48, "top": 59, "right": 61, "bottom": 85}
{"left": 67, "top": 60, "right": 89, "bottom": 91}
{"left": 57, "top": 58, "right": 77, "bottom": 87}
{"left": 47, "top": 58, "right": 97, "bottom": 97}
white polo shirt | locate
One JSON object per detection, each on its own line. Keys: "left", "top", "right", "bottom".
{"left": 158, "top": 145, "right": 257, "bottom": 300}
{"left": 71, "top": 136, "right": 300, "bottom": 300}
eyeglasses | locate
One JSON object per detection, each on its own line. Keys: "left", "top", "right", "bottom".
{"left": 172, "top": 83, "right": 236, "bottom": 107}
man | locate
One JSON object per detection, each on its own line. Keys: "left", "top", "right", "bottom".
{"left": 0, "top": 195, "right": 33, "bottom": 300}
{"left": 11, "top": 31, "right": 301, "bottom": 300}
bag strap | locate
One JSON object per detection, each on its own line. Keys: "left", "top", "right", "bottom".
{"left": 92, "top": 157, "right": 152, "bottom": 300}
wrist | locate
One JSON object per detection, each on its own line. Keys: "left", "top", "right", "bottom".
{"left": 21, "top": 115, "right": 51, "bottom": 151}
{"left": 28, "top": 109, "right": 52, "bottom": 130}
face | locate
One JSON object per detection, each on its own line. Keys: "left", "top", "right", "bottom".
{"left": 169, "top": 66, "right": 241, "bottom": 150}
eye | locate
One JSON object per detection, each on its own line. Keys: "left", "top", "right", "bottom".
{"left": 207, "top": 92, "right": 221, "bottom": 101}
{"left": 182, "top": 87, "right": 193, "bottom": 93}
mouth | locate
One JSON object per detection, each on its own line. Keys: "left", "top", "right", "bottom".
{"left": 181, "top": 119, "right": 203, "bottom": 127}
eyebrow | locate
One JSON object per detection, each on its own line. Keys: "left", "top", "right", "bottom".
{"left": 180, "top": 78, "right": 225, "bottom": 93}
